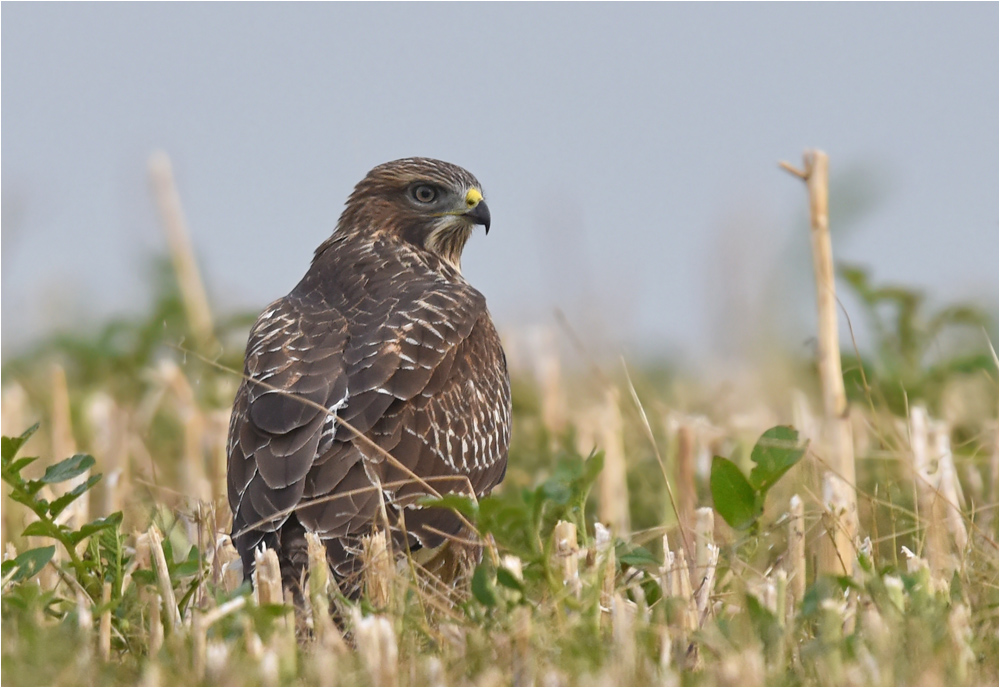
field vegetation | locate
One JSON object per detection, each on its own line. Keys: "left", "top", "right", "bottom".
{"left": 1, "top": 153, "right": 997, "bottom": 686}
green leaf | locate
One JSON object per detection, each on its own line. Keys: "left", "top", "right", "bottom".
{"left": 1, "top": 424, "right": 40, "bottom": 465}
{"left": 48, "top": 475, "right": 102, "bottom": 517}
{"left": 172, "top": 546, "right": 201, "bottom": 578}
{"left": 4, "top": 456, "right": 39, "bottom": 480}
{"left": 67, "top": 513, "right": 123, "bottom": 546}
{"left": 2, "top": 545, "right": 55, "bottom": 582}
{"left": 471, "top": 564, "right": 497, "bottom": 607}
{"left": 40, "top": 454, "right": 96, "bottom": 485}
{"left": 22, "top": 520, "right": 66, "bottom": 541}
{"left": 496, "top": 566, "right": 525, "bottom": 593}
{"left": 747, "top": 426, "right": 806, "bottom": 494}
{"left": 710, "top": 456, "right": 759, "bottom": 531}
{"left": 132, "top": 569, "right": 157, "bottom": 586}
{"left": 616, "top": 540, "right": 660, "bottom": 567}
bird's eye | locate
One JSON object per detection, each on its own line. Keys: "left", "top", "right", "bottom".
{"left": 412, "top": 185, "right": 438, "bottom": 204}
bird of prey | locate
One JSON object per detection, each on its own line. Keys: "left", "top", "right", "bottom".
{"left": 226, "top": 158, "right": 511, "bottom": 595}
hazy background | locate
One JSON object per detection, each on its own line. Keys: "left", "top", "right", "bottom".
{"left": 3, "top": 3, "right": 997, "bottom": 367}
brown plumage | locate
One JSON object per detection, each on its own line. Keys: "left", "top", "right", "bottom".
{"left": 226, "top": 158, "right": 510, "bottom": 594}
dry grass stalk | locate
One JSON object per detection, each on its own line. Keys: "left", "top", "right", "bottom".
{"left": 693, "top": 507, "right": 714, "bottom": 583}
{"left": 821, "top": 472, "right": 855, "bottom": 576}
{"left": 909, "top": 406, "right": 955, "bottom": 576}
{"left": 675, "top": 424, "right": 696, "bottom": 540}
{"left": 594, "top": 522, "right": 616, "bottom": 623}
{"left": 213, "top": 534, "right": 243, "bottom": 593}
{"left": 205, "top": 640, "right": 231, "bottom": 685}
{"left": 362, "top": 529, "right": 393, "bottom": 609}
{"left": 692, "top": 508, "right": 719, "bottom": 624}
{"left": 816, "top": 598, "right": 845, "bottom": 683}
{"left": 148, "top": 592, "right": 163, "bottom": 655}
{"left": 50, "top": 364, "right": 90, "bottom": 532}
{"left": 781, "top": 150, "right": 858, "bottom": 577}
{"left": 1, "top": 384, "right": 32, "bottom": 549}
{"left": 305, "top": 532, "right": 345, "bottom": 650}
{"left": 787, "top": 495, "right": 806, "bottom": 606}
{"left": 98, "top": 581, "right": 112, "bottom": 661}
{"left": 195, "top": 594, "right": 248, "bottom": 675}
{"left": 529, "top": 326, "right": 567, "bottom": 434}
{"left": 354, "top": 613, "right": 399, "bottom": 687}
{"left": 947, "top": 603, "right": 975, "bottom": 684}
{"left": 192, "top": 608, "right": 208, "bottom": 681}
{"left": 929, "top": 419, "right": 968, "bottom": 555}
{"left": 553, "top": 520, "right": 581, "bottom": 597}
{"left": 612, "top": 592, "right": 638, "bottom": 681}
{"left": 661, "top": 535, "right": 698, "bottom": 633}
{"left": 511, "top": 605, "right": 533, "bottom": 687}
{"left": 148, "top": 150, "right": 217, "bottom": 351}
{"left": 773, "top": 569, "right": 788, "bottom": 628}
{"left": 206, "top": 409, "right": 232, "bottom": 504}
{"left": 424, "top": 656, "right": 445, "bottom": 686}
{"left": 597, "top": 387, "right": 631, "bottom": 535}
{"left": 147, "top": 526, "right": 181, "bottom": 632}
{"left": 85, "top": 393, "right": 127, "bottom": 518}
{"left": 253, "top": 545, "right": 283, "bottom": 607}
{"left": 158, "top": 360, "right": 210, "bottom": 503}
{"left": 657, "top": 624, "right": 677, "bottom": 685}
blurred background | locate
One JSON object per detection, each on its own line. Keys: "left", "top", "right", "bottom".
{"left": 2, "top": 3, "right": 997, "bottom": 369}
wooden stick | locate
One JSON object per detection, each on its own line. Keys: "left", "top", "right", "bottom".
{"left": 781, "top": 150, "right": 858, "bottom": 576}
{"left": 148, "top": 150, "right": 217, "bottom": 351}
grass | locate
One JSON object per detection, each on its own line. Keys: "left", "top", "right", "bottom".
{"left": 1, "top": 152, "right": 997, "bottom": 685}
{"left": 1, "top": 326, "right": 996, "bottom": 685}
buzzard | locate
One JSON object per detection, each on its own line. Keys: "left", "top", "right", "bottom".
{"left": 226, "top": 158, "right": 511, "bottom": 595}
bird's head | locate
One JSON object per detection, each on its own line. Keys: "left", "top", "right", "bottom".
{"left": 336, "top": 157, "right": 491, "bottom": 272}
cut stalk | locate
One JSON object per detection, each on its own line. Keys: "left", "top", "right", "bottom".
{"left": 781, "top": 150, "right": 858, "bottom": 576}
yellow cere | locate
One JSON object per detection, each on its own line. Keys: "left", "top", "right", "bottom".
{"left": 465, "top": 188, "right": 483, "bottom": 207}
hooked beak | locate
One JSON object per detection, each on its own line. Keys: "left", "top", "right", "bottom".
{"left": 462, "top": 188, "right": 491, "bottom": 234}
{"left": 464, "top": 199, "right": 491, "bottom": 234}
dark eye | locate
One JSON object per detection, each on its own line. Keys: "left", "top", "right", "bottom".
{"left": 412, "top": 184, "right": 438, "bottom": 204}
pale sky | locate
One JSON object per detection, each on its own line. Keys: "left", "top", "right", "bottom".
{"left": 3, "top": 3, "right": 997, "bottom": 364}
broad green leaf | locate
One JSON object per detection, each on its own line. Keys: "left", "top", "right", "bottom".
{"left": 40, "top": 454, "right": 96, "bottom": 485}
{"left": 2, "top": 545, "right": 55, "bottom": 582}
{"left": 1, "top": 424, "right": 39, "bottom": 465}
{"left": 471, "top": 564, "right": 497, "bottom": 607}
{"left": 748, "top": 426, "right": 806, "bottom": 494}
{"left": 8, "top": 489, "right": 49, "bottom": 512}
{"left": 710, "top": 456, "right": 759, "bottom": 531}
{"left": 172, "top": 546, "right": 201, "bottom": 578}
{"left": 48, "top": 475, "right": 102, "bottom": 517}
{"left": 496, "top": 566, "right": 524, "bottom": 593}
{"left": 67, "top": 512, "right": 123, "bottom": 546}
{"left": 4, "top": 456, "right": 39, "bottom": 481}
{"left": 22, "top": 520, "right": 65, "bottom": 541}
